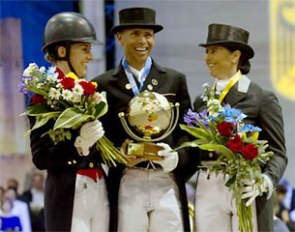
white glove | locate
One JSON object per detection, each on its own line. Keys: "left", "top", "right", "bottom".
{"left": 74, "top": 120, "right": 105, "bottom": 156}
{"left": 241, "top": 174, "right": 273, "bottom": 207}
{"left": 153, "top": 143, "right": 179, "bottom": 173}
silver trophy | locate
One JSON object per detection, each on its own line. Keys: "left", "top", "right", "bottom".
{"left": 118, "top": 90, "right": 179, "bottom": 160}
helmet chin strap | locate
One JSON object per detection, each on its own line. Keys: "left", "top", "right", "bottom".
{"left": 62, "top": 42, "right": 79, "bottom": 77}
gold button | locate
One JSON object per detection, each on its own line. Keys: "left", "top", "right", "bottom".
{"left": 68, "top": 161, "right": 72, "bottom": 165}
{"left": 152, "top": 79, "right": 158, "bottom": 85}
{"left": 72, "top": 160, "right": 77, "bottom": 164}
{"left": 147, "top": 84, "right": 153, "bottom": 90}
{"left": 89, "top": 162, "right": 94, "bottom": 168}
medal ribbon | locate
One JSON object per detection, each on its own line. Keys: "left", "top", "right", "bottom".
{"left": 215, "top": 70, "right": 242, "bottom": 103}
{"left": 122, "top": 57, "right": 152, "bottom": 96}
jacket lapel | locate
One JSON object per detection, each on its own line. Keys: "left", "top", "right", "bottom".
{"left": 224, "top": 75, "right": 251, "bottom": 106}
{"left": 110, "top": 65, "right": 134, "bottom": 97}
{"left": 141, "top": 61, "right": 166, "bottom": 92}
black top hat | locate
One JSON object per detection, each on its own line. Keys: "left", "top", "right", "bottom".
{"left": 199, "top": 23, "right": 254, "bottom": 59}
{"left": 111, "top": 7, "right": 163, "bottom": 34}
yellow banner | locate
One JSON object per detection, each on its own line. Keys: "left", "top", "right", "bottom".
{"left": 270, "top": 0, "right": 295, "bottom": 101}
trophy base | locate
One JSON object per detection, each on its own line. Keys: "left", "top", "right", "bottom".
{"left": 127, "top": 142, "right": 164, "bottom": 160}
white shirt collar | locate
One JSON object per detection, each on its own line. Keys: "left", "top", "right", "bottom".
{"left": 129, "top": 66, "right": 145, "bottom": 82}
{"left": 215, "top": 72, "right": 238, "bottom": 92}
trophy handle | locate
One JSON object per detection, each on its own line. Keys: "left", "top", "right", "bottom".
{"left": 118, "top": 102, "right": 180, "bottom": 142}
{"left": 149, "top": 102, "right": 179, "bottom": 142}
{"left": 118, "top": 112, "right": 146, "bottom": 141}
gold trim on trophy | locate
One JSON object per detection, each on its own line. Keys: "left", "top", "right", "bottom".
{"left": 119, "top": 90, "right": 179, "bottom": 160}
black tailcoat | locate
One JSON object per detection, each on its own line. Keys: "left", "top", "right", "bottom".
{"left": 29, "top": 118, "right": 106, "bottom": 231}
{"left": 193, "top": 75, "right": 287, "bottom": 232}
{"left": 92, "top": 60, "right": 194, "bottom": 231}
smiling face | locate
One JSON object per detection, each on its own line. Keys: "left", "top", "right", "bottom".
{"left": 69, "top": 42, "right": 93, "bottom": 78}
{"left": 56, "top": 42, "right": 93, "bottom": 78}
{"left": 205, "top": 45, "right": 241, "bottom": 80}
{"left": 117, "top": 28, "right": 154, "bottom": 70}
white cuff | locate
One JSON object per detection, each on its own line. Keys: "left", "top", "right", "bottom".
{"left": 262, "top": 174, "right": 274, "bottom": 199}
{"left": 74, "top": 136, "right": 91, "bottom": 156}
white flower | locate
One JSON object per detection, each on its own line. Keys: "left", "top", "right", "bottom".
{"left": 36, "top": 83, "right": 44, "bottom": 89}
{"left": 49, "top": 88, "right": 61, "bottom": 100}
{"left": 71, "top": 94, "right": 81, "bottom": 103}
{"left": 39, "top": 66, "right": 46, "bottom": 74}
{"left": 201, "top": 95, "right": 208, "bottom": 102}
{"left": 207, "top": 99, "right": 222, "bottom": 115}
{"left": 23, "top": 63, "right": 38, "bottom": 76}
{"left": 62, "top": 89, "right": 73, "bottom": 101}
{"left": 92, "top": 92, "right": 103, "bottom": 104}
{"left": 47, "top": 73, "right": 59, "bottom": 82}
{"left": 72, "top": 84, "right": 84, "bottom": 96}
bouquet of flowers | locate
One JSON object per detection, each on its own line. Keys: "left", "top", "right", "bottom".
{"left": 177, "top": 83, "right": 273, "bottom": 232}
{"left": 19, "top": 63, "right": 126, "bottom": 167}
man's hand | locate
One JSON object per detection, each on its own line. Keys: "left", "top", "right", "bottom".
{"left": 153, "top": 143, "right": 179, "bottom": 173}
{"left": 120, "top": 139, "right": 146, "bottom": 167}
{"left": 74, "top": 120, "right": 105, "bottom": 156}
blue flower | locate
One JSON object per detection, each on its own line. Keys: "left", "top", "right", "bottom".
{"left": 223, "top": 105, "right": 247, "bottom": 123}
{"left": 240, "top": 124, "right": 262, "bottom": 133}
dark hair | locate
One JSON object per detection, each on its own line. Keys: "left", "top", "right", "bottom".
{"left": 277, "top": 185, "right": 287, "bottom": 194}
{"left": 226, "top": 46, "right": 251, "bottom": 74}
{"left": 44, "top": 41, "right": 71, "bottom": 62}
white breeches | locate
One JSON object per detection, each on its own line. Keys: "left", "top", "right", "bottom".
{"left": 118, "top": 168, "right": 183, "bottom": 232}
{"left": 194, "top": 170, "right": 258, "bottom": 232}
{"left": 71, "top": 174, "right": 109, "bottom": 232}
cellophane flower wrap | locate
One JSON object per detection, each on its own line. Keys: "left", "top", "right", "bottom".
{"left": 177, "top": 83, "right": 273, "bottom": 232}
{"left": 19, "top": 63, "right": 126, "bottom": 167}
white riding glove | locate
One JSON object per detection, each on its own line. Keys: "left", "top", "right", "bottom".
{"left": 153, "top": 143, "right": 179, "bottom": 173}
{"left": 74, "top": 120, "right": 105, "bottom": 156}
{"left": 241, "top": 174, "right": 273, "bottom": 207}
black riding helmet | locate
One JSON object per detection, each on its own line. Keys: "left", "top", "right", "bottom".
{"left": 42, "top": 12, "right": 101, "bottom": 75}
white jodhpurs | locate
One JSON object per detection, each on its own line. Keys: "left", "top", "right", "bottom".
{"left": 194, "top": 170, "right": 258, "bottom": 232}
{"left": 118, "top": 168, "right": 183, "bottom": 232}
{"left": 71, "top": 174, "right": 109, "bottom": 232}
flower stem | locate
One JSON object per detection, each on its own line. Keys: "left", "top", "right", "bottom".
{"left": 96, "top": 136, "right": 127, "bottom": 167}
{"left": 237, "top": 198, "right": 253, "bottom": 232}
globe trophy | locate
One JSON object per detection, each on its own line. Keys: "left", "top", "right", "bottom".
{"left": 118, "top": 90, "right": 179, "bottom": 160}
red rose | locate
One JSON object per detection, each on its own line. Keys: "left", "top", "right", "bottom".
{"left": 31, "top": 94, "right": 46, "bottom": 105}
{"left": 79, "top": 81, "right": 96, "bottom": 95}
{"left": 227, "top": 134, "right": 243, "bottom": 153}
{"left": 60, "top": 77, "right": 75, "bottom": 90}
{"left": 241, "top": 144, "right": 259, "bottom": 160}
{"left": 217, "top": 121, "right": 234, "bottom": 137}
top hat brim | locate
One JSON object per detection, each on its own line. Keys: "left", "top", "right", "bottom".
{"left": 111, "top": 24, "right": 163, "bottom": 34}
{"left": 199, "top": 41, "right": 254, "bottom": 59}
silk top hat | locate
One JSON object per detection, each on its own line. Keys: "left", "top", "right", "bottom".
{"left": 199, "top": 23, "right": 254, "bottom": 59}
{"left": 111, "top": 7, "right": 163, "bottom": 34}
